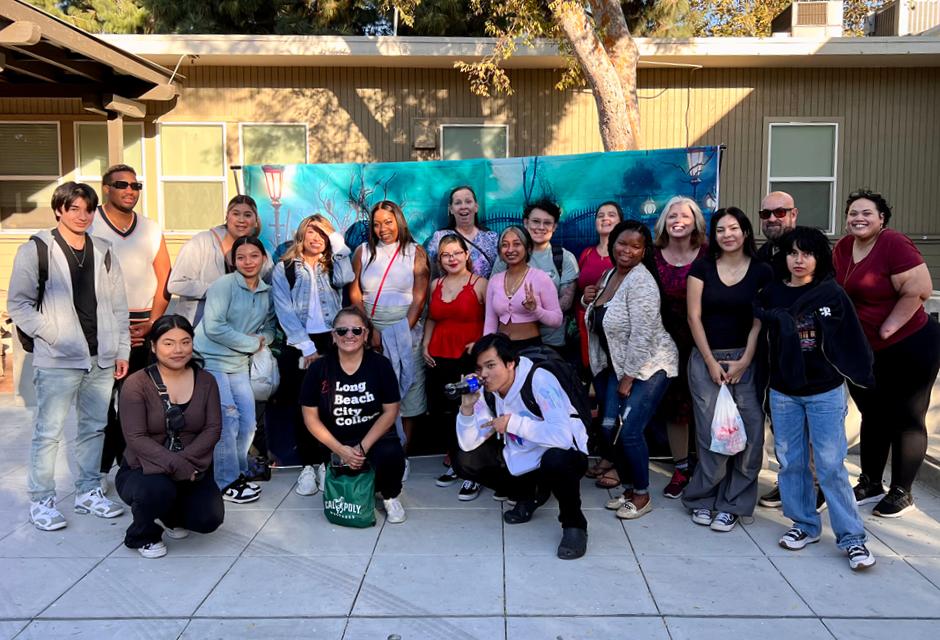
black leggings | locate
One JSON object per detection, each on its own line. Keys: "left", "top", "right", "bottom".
{"left": 359, "top": 436, "right": 406, "bottom": 500}
{"left": 454, "top": 438, "right": 588, "bottom": 529}
{"left": 115, "top": 463, "right": 224, "bottom": 548}
{"left": 849, "top": 318, "right": 940, "bottom": 492}
{"left": 279, "top": 333, "right": 333, "bottom": 466}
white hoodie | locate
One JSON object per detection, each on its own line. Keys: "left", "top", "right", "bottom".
{"left": 456, "top": 357, "right": 589, "bottom": 476}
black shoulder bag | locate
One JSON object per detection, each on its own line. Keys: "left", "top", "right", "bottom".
{"left": 146, "top": 364, "right": 186, "bottom": 453}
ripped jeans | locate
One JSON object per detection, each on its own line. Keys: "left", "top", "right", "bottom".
{"left": 208, "top": 370, "right": 256, "bottom": 490}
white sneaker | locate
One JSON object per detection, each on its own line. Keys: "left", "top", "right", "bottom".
{"left": 138, "top": 541, "right": 167, "bottom": 559}
{"left": 383, "top": 497, "right": 407, "bottom": 524}
{"left": 163, "top": 527, "right": 189, "bottom": 540}
{"left": 316, "top": 463, "right": 326, "bottom": 489}
{"left": 29, "top": 496, "right": 67, "bottom": 531}
{"left": 401, "top": 459, "right": 410, "bottom": 483}
{"left": 295, "top": 465, "right": 320, "bottom": 496}
{"left": 74, "top": 487, "right": 124, "bottom": 519}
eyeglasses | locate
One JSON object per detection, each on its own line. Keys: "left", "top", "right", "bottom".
{"left": 333, "top": 326, "right": 365, "bottom": 337}
{"left": 526, "top": 219, "right": 555, "bottom": 228}
{"left": 108, "top": 181, "right": 143, "bottom": 191}
{"left": 758, "top": 207, "right": 793, "bottom": 220}
{"left": 440, "top": 251, "right": 466, "bottom": 261}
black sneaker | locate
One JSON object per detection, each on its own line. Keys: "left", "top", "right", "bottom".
{"left": 847, "top": 544, "right": 876, "bottom": 571}
{"left": 778, "top": 527, "right": 821, "bottom": 550}
{"left": 816, "top": 488, "right": 827, "bottom": 513}
{"left": 457, "top": 480, "right": 481, "bottom": 501}
{"left": 503, "top": 499, "right": 539, "bottom": 525}
{"left": 759, "top": 485, "right": 782, "bottom": 508}
{"left": 223, "top": 477, "right": 260, "bottom": 504}
{"left": 872, "top": 486, "right": 915, "bottom": 518}
{"left": 710, "top": 512, "right": 738, "bottom": 532}
{"left": 435, "top": 467, "right": 459, "bottom": 487}
{"left": 853, "top": 474, "right": 886, "bottom": 506}
{"left": 557, "top": 527, "right": 588, "bottom": 560}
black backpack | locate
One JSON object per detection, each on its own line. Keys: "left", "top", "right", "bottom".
{"left": 16, "top": 235, "right": 110, "bottom": 353}
{"left": 484, "top": 345, "right": 592, "bottom": 431}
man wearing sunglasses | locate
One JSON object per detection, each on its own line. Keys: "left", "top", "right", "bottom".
{"left": 90, "top": 164, "right": 172, "bottom": 491}
{"left": 756, "top": 191, "right": 799, "bottom": 280}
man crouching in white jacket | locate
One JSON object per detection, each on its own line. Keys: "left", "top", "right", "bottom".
{"left": 455, "top": 333, "right": 589, "bottom": 559}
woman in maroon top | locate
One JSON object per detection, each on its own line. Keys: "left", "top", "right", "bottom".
{"left": 652, "top": 196, "right": 708, "bottom": 499}
{"left": 117, "top": 315, "right": 224, "bottom": 558}
{"left": 422, "top": 234, "right": 487, "bottom": 500}
{"left": 834, "top": 189, "right": 939, "bottom": 517}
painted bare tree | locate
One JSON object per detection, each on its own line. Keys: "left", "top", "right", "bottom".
{"left": 388, "top": 1, "right": 693, "bottom": 151}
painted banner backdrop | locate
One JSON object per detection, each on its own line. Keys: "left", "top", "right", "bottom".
{"left": 243, "top": 145, "right": 722, "bottom": 258}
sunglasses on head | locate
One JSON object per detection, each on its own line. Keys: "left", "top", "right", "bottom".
{"left": 333, "top": 326, "right": 365, "bottom": 337}
{"left": 108, "top": 180, "right": 143, "bottom": 191}
{"left": 758, "top": 207, "right": 793, "bottom": 220}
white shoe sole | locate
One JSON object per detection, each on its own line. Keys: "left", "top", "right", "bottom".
{"left": 856, "top": 493, "right": 885, "bottom": 506}
{"left": 779, "top": 535, "right": 820, "bottom": 550}
{"left": 30, "top": 518, "right": 67, "bottom": 532}
{"left": 457, "top": 491, "right": 480, "bottom": 502}
{"left": 850, "top": 556, "right": 876, "bottom": 571}
{"left": 691, "top": 514, "right": 713, "bottom": 526}
{"left": 74, "top": 505, "right": 124, "bottom": 519}
{"left": 872, "top": 503, "right": 915, "bottom": 518}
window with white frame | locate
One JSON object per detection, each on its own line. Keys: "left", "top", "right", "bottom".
{"left": 0, "top": 122, "right": 61, "bottom": 230}
{"left": 767, "top": 121, "right": 839, "bottom": 233}
{"left": 440, "top": 124, "right": 509, "bottom": 161}
{"left": 75, "top": 122, "right": 145, "bottom": 213}
{"left": 159, "top": 123, "right": 226, "bottom": 231}
{"left": 241, "top": 123, "right": 307, "bottom": 165}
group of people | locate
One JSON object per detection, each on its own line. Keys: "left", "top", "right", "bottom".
{"left": 8, "top": 166, "right": 938, "bottom": 567}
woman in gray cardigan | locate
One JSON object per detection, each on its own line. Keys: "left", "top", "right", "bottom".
{"left": 584, "top": 220, "right": 678, "bottom": 521}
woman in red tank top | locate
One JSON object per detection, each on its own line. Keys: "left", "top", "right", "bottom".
{"left": 422, "top": 234, "right": 488, "bottom": 501}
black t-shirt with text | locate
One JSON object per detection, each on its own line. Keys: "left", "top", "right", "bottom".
{"left": 689, "top": 257, "right": 773, "bottom": 350}
{"left": 759, "top": 280, "right": 844, "bottom": 396}
{"left": 300, "top": 349, "right": 401, "bottom": 444}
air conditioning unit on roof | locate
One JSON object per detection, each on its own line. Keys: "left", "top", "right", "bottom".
{"left": 771, "top": 1, "right": 845, "bottom": 37}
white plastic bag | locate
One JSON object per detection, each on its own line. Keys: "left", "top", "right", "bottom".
{"left": 709, "top": 383, "right": 747, "bottom": 455}
{"left": 249, "top": 345, "right": 280, "bottom": 402}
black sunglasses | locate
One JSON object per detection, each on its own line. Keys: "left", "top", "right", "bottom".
{"left": 333, "top": 326, "right": 365, "bottom": 337}
{"left": 758, "top": 207, "right": 793, "bottom": 220}
{"left": 108, "top": 180, "right": 143, "bottom": 191}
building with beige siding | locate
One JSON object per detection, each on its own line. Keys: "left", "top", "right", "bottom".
{"left": 2, "top": 28, "right": 940, "bottom": 286}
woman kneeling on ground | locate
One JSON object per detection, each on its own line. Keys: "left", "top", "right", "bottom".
{"left": 755, "top": 227, "right": 876, "bottom": 571}
{"left": 117, "top": 315, "right": 224, "bottom": 559}
{"left": 301, "top": 306, "right": 408, "bottom": 523}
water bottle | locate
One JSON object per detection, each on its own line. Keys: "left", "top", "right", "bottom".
{"left": 443, "top": 375, "right": 482, "bottom": 400}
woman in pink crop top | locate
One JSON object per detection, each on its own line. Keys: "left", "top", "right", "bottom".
{"left": 484, "top": 225, "right": 562, "bottom": 349}
{"left": 422, "top": 234, "right": 488, "bottom": 499}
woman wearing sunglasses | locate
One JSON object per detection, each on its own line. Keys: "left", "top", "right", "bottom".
{"left": 194, "top": 236, "right": 277, "bottom": 504}
{"left": 116, "top": 315, "right": 224, "bottom": 559}
{"left": 300, "top": 306, "right": 407, "bottom": 523}
{"left": 422, "top": 234, "right": 487, "bottom": 499}
{"left": 168, "top": 195, "right": 273, "bottom": 326}
{"left": 272, "top": 215, "right": 355, "bottom": 497}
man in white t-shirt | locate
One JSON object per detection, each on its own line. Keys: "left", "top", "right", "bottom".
{"left": 90, "top": 164, "right": 171, "bottom": 482}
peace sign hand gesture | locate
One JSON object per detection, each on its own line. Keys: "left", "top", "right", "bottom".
{"left": 522, "top": 282, "right": 538, "bottom": 312}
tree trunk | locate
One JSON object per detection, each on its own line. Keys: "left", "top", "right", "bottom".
{"left": 549, "top": 1, "right": 640, "bottom": 151}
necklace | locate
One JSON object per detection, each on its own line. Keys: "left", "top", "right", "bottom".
{"left": 504, "top": 266, "right": 529, "bottom": 298}
{"left": 64, "top": 238, "right": 87, "bottom": 268}
{"left": 717, "top": 257, "right": 748, "bottom": 284}
{"left": 104, "top": 206, "right": 134, "bottom": 233}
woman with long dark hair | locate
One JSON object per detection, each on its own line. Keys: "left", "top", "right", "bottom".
{"left": 117, "top": 315, "right": 224, "bottom": 559}
{"left": 585, "top": 220, "right": 678, "bottom": 520}
{"left": 349, "top": 201, "right": 430, "bottom": 451}
{"left": 272, "top": 214, "right": 354, "bottom": 496}
{"left": 681, "top": 207, "right": 772, "bottom": 532}
{"left": 301, "top": 306, "right": 407, "bottom": 523}
{"left": 426, "top": 186, "right": 499, "bottom": 278}
{"left": 195, "top": 236, "right": 277, "bottom": 504}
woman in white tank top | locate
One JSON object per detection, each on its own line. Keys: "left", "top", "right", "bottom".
{"left": 349, "top": 201, "right": 430, "bottom": 451}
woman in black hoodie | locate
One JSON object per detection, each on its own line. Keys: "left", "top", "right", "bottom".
{"left": 755, "top": 227, "right": 876, "bottom": 571}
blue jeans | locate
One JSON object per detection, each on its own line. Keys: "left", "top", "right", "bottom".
{"left": 209, "top": 370, "right": 256, "bottom": 490}
{"left": 597, "top": 368, "right": 671, "bottom": 492}
{"left": 29, "top": 365, "right": 115, "bottom": 501}
{"left": 771, "top": 386, "right": 867, "bottom": 549}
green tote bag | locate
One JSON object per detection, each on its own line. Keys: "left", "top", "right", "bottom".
{"left": 323, "top": 465, "right": 377, "bottom": 528}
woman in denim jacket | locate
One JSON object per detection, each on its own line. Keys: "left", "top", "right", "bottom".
{"left": 271, "top": 215, "right": 354, "bottom": 496}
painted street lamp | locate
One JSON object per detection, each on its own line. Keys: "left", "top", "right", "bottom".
{"left": 687, "top": 149, "right": 706, "bottom": 199}
{"left": 262, "top": 164, "right": 285, "bottom": 245}
{"left": 704, "top": 191, "right": 717, "bottom": 211}
{"left": 642, "top": 197, "right": 657, "bottom": 216}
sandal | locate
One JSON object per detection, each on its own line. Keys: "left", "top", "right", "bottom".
{"left": 594, "top": 469, "right": 621, "bottom": 489}
{"left": 585, "top": 459, "right": 615, "bottom": 479}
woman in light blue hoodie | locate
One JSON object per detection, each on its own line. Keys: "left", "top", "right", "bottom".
{"left": 195, "top": 236, "right": 276, "bottom": 503}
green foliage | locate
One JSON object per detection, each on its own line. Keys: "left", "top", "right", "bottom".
{"left": 27, "top": 0, "right": 151, "bottom": 33}
{"left": 691, "top": 1, "right": 888, "bottom": 37}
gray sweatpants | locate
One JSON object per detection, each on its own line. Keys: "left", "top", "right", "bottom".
{"left": 681, "top": 347, "right": 766, "bottom": 516}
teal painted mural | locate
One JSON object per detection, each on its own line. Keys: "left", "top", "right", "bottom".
{"left": 243, "top": 146, "right": 722, "bottom": 257}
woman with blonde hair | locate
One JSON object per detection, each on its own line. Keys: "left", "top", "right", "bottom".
{"left": 652, "top": 196, "right": 708, "bottom": 499}
{"left": 272, "top": 214, "right": 354, "bottom": 496}
{"left": 169, "top": 195, "right": 273, "bottom": 325}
